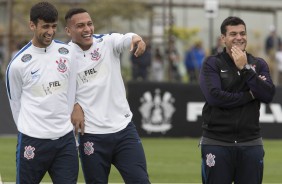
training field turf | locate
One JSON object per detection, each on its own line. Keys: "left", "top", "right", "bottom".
{"left": 0, "top": 137, "right": 282, "bottom": 183}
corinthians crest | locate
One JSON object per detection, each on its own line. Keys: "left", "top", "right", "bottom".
{"left": 56, "top": 58, "right": 68, "bottom": 73}
{"left": 139, "top": 89, "right": 175, "bottom": 134}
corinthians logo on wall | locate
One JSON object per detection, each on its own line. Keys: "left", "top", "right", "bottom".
{"left": 139, "top": 89, "right": 175, "bottom": 134}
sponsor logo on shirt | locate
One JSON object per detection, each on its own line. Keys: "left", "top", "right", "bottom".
{"left": 125, "top": 113, "right": 131, "bottom": 118}
{"left": 31, "top": 69, "right": 40, "bottom": 75}
{"left": 77, "top": 62, "right": 106, "bottom": 86}
{"left": 41, "top": 81, "right": 62, "bottom": 95}
{"left": 77, "top": 67, "right": 98, "bottom": 84}
{"left": 31, "top": 69, "right": 40, "bottom": 80}
{"left": 58, "top": 47, "right": 69, "bottom": 55}
{"left": 97, "top": 38, "right": 103, "bottom": 43}
{"left": 31, "top": 79, "right": 66, "bottom": 97}
{"left": 21, "top": 54, "right": 32, "bottom": 62}
{"left": 84, "top": 67, "right": 97, "bottom": 76}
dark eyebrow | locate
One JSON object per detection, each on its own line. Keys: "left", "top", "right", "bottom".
{"left": 229, "top": 31, "right": 246, "bottom": 34}
{"left": 75, "top": 21, "right": 92, "bottom": 26}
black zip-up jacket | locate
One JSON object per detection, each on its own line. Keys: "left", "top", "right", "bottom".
{"left": 199, "top": 48, "right": 275, "bottom": 143}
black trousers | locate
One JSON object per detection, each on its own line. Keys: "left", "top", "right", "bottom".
{"left": 79, "top": 122, "right": 150, "bottom": 184}
{"left": 16, "top": 131, "right": 78, "bottom": 184}
{"left": 201, "top": 145, "right": 264, "bottom": 184}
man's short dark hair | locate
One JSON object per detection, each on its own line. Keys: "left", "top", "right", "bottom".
{"left": 30, "top": 2, "right": 58, "bottom": 25}
{"left": 220, "top": 16, "right": 246, "bottom": 35}
{"left": 65, "top": 8, "right": 88, "bottom": 23}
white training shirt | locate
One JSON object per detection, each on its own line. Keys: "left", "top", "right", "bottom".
{"left": 69, "top": 33, "right": 135, "bottom": 134}
{"left": 6, "top": 40, "right": 77, "bottom": 139}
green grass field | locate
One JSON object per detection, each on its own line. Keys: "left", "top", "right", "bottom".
{"left": 1, "top": 137, "right": 282, "bottom": 183}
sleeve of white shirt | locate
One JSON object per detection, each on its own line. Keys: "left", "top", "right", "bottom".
{"left": 67, "top": 47, "right": 78, "bottom": 114}
{"left": 6, "top": 61, "right": 23, "bottom": 125}
{"left": 112, "top": 33, "right": 137, "bottom": 54}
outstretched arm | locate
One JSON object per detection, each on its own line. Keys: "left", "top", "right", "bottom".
{"left": 130, "top": 35, "right": 146, "bottom": 57}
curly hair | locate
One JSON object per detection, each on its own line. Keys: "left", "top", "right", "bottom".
{"left": 30, "top": 1, "right": 58, "bottom": 25}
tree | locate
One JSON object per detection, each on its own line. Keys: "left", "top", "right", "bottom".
{"left": 10, "top": 0, "right": 152, "bottom": 37}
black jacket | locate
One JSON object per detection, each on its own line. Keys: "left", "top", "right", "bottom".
{"left": 199, "top": 49, "right": 275, "bottom": 143}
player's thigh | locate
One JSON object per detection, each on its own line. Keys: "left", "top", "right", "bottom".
{"left": 48, "top": 131, "right": 79, "bottom": 184}
{"left": 201, "top": 145, "right": 234, "bottom": 184}
{"left": 113, "top": 122, "right": 150, "bottom": 184}
{"left": 235, "top": 146, "right": 264, "bottom": 184}
{"left": 79, "top": 133, "right": 113, "bottom": 184}
{"left": 17, "top": 133, "right": 54, "bottom": 184}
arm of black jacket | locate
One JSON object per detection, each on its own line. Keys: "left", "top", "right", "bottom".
{"left": 199, "top": 57, "right": 254, "bottom": 108}
{"left": 241, "top": 58, "right": 275, "bottom": 103}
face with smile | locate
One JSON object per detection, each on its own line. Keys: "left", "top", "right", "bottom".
{"left": 221, "top": 24, "right": 247, "bottom": 55}
{"left": 65, "top": 12, "right": 94, "bottom": 51}
{"left": 30, "top": 19, "right": 57, "bottom": 48}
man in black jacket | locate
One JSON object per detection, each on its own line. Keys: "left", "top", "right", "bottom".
{"left": 199, "top": 16, "right": 275, "bottom": 184}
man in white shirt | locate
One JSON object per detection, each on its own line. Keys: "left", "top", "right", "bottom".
{"left": 65, "top": 8, "right": 150, "bottom": 184}
{"left": 6, "top": 2, "right": 78, "bottom": 183}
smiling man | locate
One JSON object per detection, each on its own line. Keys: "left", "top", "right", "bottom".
{"left": 199, "top": 16, "right": 275, "bottom": 184}
{"left": 65, "top": 8, "right": 150, "bottom": 184}
{"left": 5, "top": 2, "right": 78, "bottom": 183}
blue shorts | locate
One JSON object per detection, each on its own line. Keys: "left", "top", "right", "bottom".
{"left": 201, "top": 145, "right": 264, "bottom": 184}
{"left": 79, "top": 122, "right": 150, "bottom": 184}
{"left": 16, "top": 131, "right": 79, "bottom": 184}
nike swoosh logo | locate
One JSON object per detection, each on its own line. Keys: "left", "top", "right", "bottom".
{"left": 31, "top": 69, "right": 40, "bottom": 75}
{"left": 220, "top": 70, "right": 228, "bottom": 72}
